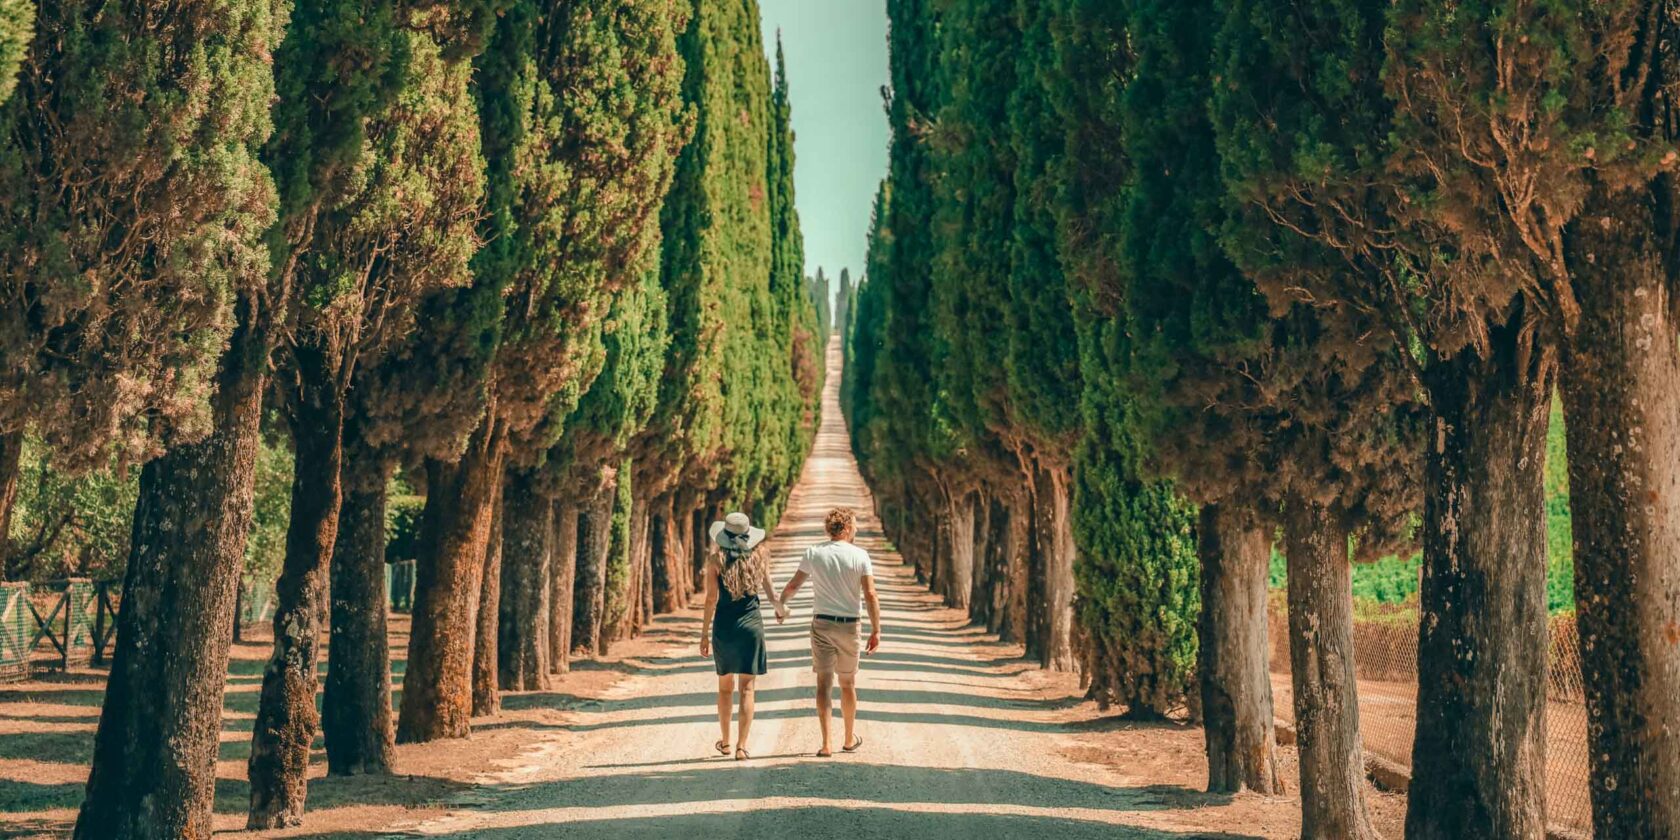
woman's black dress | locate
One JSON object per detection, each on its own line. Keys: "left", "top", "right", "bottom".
{"left": 712, "top": 551, "right": 768, "bottom": 676}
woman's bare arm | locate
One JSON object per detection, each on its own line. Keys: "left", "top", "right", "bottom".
{"left": 700, "top": 556, "right": 718, "bottom": 656}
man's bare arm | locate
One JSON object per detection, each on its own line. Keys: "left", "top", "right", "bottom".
{"left": 861, "top": 574, "right": 882, "bottom": 653}
{"left": 779, "top": 570, "right": 808, "bottom": 609}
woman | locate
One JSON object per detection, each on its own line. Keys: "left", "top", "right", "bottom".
{"left": 701, "top": 511, "right": 787, "bottom": 760}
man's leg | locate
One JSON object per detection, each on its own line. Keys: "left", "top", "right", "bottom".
{"left": 815, "top": 671, "right": 835, "bottom": 754}
{"left": 736, "top": 675, "right": 757, "bottom": 753}
{"left": 716, "top": 675, "right": 734, "bottom": 746}
{"left": 839, "top": 672, "right": 859, "bottom": 748}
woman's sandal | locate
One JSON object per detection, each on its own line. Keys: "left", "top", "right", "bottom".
{"left": 715, "top": 740, "right": 731, "bottom": 756}
{"left": 734, "top": 747, "right": 750, "bottom": 761}
{"left": 843, "top": 734, "right": 864, "bottom": 753}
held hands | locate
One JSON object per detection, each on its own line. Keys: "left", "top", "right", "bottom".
{"left": 865, "top": 630, "right": 881, "bottom": 655}
{"left": 774, "top": 601, "right": 789, "bottom": 624}
{"left": 700, "top": 635, "right": 711, "bottom": 658}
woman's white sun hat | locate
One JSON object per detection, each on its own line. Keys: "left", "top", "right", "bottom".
{"left": 709, "top": 511, "right": 767, "bottom": 550}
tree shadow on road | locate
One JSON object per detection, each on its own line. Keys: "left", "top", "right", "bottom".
{"left": 282, "top": 805, "right": 1260, "bottom": 840}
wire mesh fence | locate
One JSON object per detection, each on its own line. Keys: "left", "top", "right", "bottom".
{"left": 1267, "top": 596, "right": 1592, "bottom": 836}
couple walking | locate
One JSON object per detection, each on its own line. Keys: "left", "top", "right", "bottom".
{"left": 700, "top": 506, "right": 881, "bottom": 760}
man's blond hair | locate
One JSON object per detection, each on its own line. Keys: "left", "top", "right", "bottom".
{"left": 824, "top": 507, "right": 856, "bottom": 539}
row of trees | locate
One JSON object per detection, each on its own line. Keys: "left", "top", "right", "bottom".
{"left": 1, "top": 0, "right": 820, "bottom": 835}
{"left": 848, "top": 1, "right": 1678, "bottom": 838}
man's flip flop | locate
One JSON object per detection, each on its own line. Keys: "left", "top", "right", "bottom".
{"left": 843, "top": 734, "right": 864, "bottom": 753}
{"left": 815, "top": 747, "right": 833, "bottom": 757}
{"left": 715, "top": 740, "right": 731, "bottom": 756}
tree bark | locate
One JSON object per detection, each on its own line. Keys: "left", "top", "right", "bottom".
{"left": 1026, "top": 464, "right": 1076, "bottom": 671}
{"left": 1197, "top": 502, "right": 1282, "bottom": 796}
{"left": 322, "top": 440, "right": 394, "bottom": 776}
{"left": 1406, "top": 318, "right": 1552, "bottom": 840}
{"left": 395, "top": 419, "right": 504, "bottom": 744}
{"left": 471, "top": 486, "right": 504, "bottom": 717}
{"left": 0, "top": 428, "right": 21, "bottom": 574}
{"left": 75, "top": 316, "right": 268, "bottom": 840}
{"left": 1559, "top": 190, "right": 1680, "bottom": 839}
{"left": 548, "top": 499, "right": 578, "bottom": 675}
{"left": 499, "top": 470, "right": 551, "bottom": 691}
{"left": 943, "top": 489, "right": 975, "bottom": 611}
{"left": 247, "top": 366, "right": 345, "bottom": 828}
{"left": 571, "top": 483, "right": 614, "bottom": 658}
{"left": 650, "top": 494, "right": 678, "bottom": 613}
{"left": 1282, "top": 499, "right": 1373, "bottom": 839}
{"left": 631, "top": 501, "right": 653, "bottom": 635}
{"left": 997, "top": 495, "right": 1029, "bottom": 644}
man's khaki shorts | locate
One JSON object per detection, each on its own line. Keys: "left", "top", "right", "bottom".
{"left": 810, "top": 618, "right": 861, "bottom": 675}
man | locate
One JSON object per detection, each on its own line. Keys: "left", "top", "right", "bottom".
{"left": 779, "top": 507, "right": 880, "bottom": 757}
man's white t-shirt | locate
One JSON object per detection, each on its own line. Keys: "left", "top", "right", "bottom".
{"left": 799, "top": 540, "right": 873, "bottom": 618}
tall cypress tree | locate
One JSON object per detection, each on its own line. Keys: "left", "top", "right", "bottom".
{"left": 0, "top": 0, "right": 272, "bottom": 575}
{"left": 245, "top": 8, "right": 487, "bottom": 823}
{"left": 833, "top": 268, "right": 853, "bottom": 337}
{"left": 19, "top": 1, "right": 291, "bottom": 836}
{"left": 396, "top": 0, "right": 687, "bottom": 743}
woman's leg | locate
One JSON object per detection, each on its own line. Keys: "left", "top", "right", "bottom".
{"left": 736, "top": 675, "right": 757, "bottom": 750}
{"left": 716, "top": 674, "right": 735, "bottom": 745}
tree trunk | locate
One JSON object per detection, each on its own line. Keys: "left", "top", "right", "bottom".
{"left": 968, "top": 493, "right": 993, "bottom": 627}
{"left": 1000, "top": 495, "right": 1029, "bottom": 644}
{"left": 499, "top": 470, "right": 551, "bottom": 691}
{"left": 944, "top": 489, "right": 975, "bottom": 611}
{"left": 689, "top": 502, "right": 710, "bottom": 593}
{"left": 322, "top": 441, "right": 394, "bottom": 776}
{"left": 571, "top": 481, "right": 614, "bottom": 658}
{"left": 1197, "top": 502, "right": 1282, "bottom": 796}
{"left": 0, "top": 428, "right": 21, "bottom": 575}
{"left": 395, "top": 419, "right": 504, "bottom": 744}
{"left": 75, "top": 317, "right": 268, "bottom": 840}
{"left": 651, "top": 494, "right": 677, "bottom": 613}
{"left": 548, "top": 499, "right": 578, "bottom": 675}
{"left": 1282, "top": 499, "right": 1373, "bottom": 839}
{"left": 1406, "top": 318, "right": 1552, "bottom": 840}
{"left": 1559, "top": 191, "right": 1680, "bottom": 839}
{"left": 1026, "top": 465, "right": 1076, "bottom": 671}
{"left": 471, "top": 486, "right": 504, "bottom": 717}
{"left": 632, "top": 501, "right": 653, "bottom": 635}
{"left": 247, "top": 369, "right": 345, "bottom": 828}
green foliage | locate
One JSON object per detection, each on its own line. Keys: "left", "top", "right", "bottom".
{"left": 642, "top": 0, "right": 813, "bottom": 526}
{"left": 0, "top": 0, "right": 284, "bottom": 470}
{"left": 464, "top": 0, "right": 689, "bottom": 468}
{"left": 384, "top": 492, "right": 426, "bottom": 565}
{"left": 6, "top": 433, "right": 292, "bottom": 585}
{"left": 0, "top": 0, "right": 28, "bottom": 105}
{"left": 244, "top": 436, "right": 296, "bottom": 586}
{"left": 1073, "top": 410, "right": 1201, "bottom": 713}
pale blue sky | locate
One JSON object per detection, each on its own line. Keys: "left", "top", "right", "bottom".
{"left": 758, "top": 1, "right": 890, "bottom": 286}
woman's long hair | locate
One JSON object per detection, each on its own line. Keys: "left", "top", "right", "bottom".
{"left": 717, "top": 536, "right": 766, "bottom": 600}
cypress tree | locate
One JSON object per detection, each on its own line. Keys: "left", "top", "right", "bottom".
{"left": 1376, "top": 4, "right": 1680, "bottom": 834}
{"left": 246, "top": 9, "right": 487, "bottom": 823}
{"left": 0, "top": 0, "right": 26, "bottom": 104}
{"left": 18, "top": 1, "right": 291, "bottom": 836}
{"left": 396, "top": 0, "right": 686, "bottom": 743}
{"left": 833, "top": 268, "right": 853, "bottom": 338}
{"left": 0, "top": 0, "right": 273, "bottom": 575}
{"left": 861, "top": 0, "right": 944, "bottom": 590}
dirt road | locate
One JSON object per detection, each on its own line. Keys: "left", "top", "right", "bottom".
{"left": 354, "top": 343, "right": 1364, "bottom": 840}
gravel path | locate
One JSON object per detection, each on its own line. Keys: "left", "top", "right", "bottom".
{"left": 368, "top": 344, "right": 1282, "bottom": 840}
